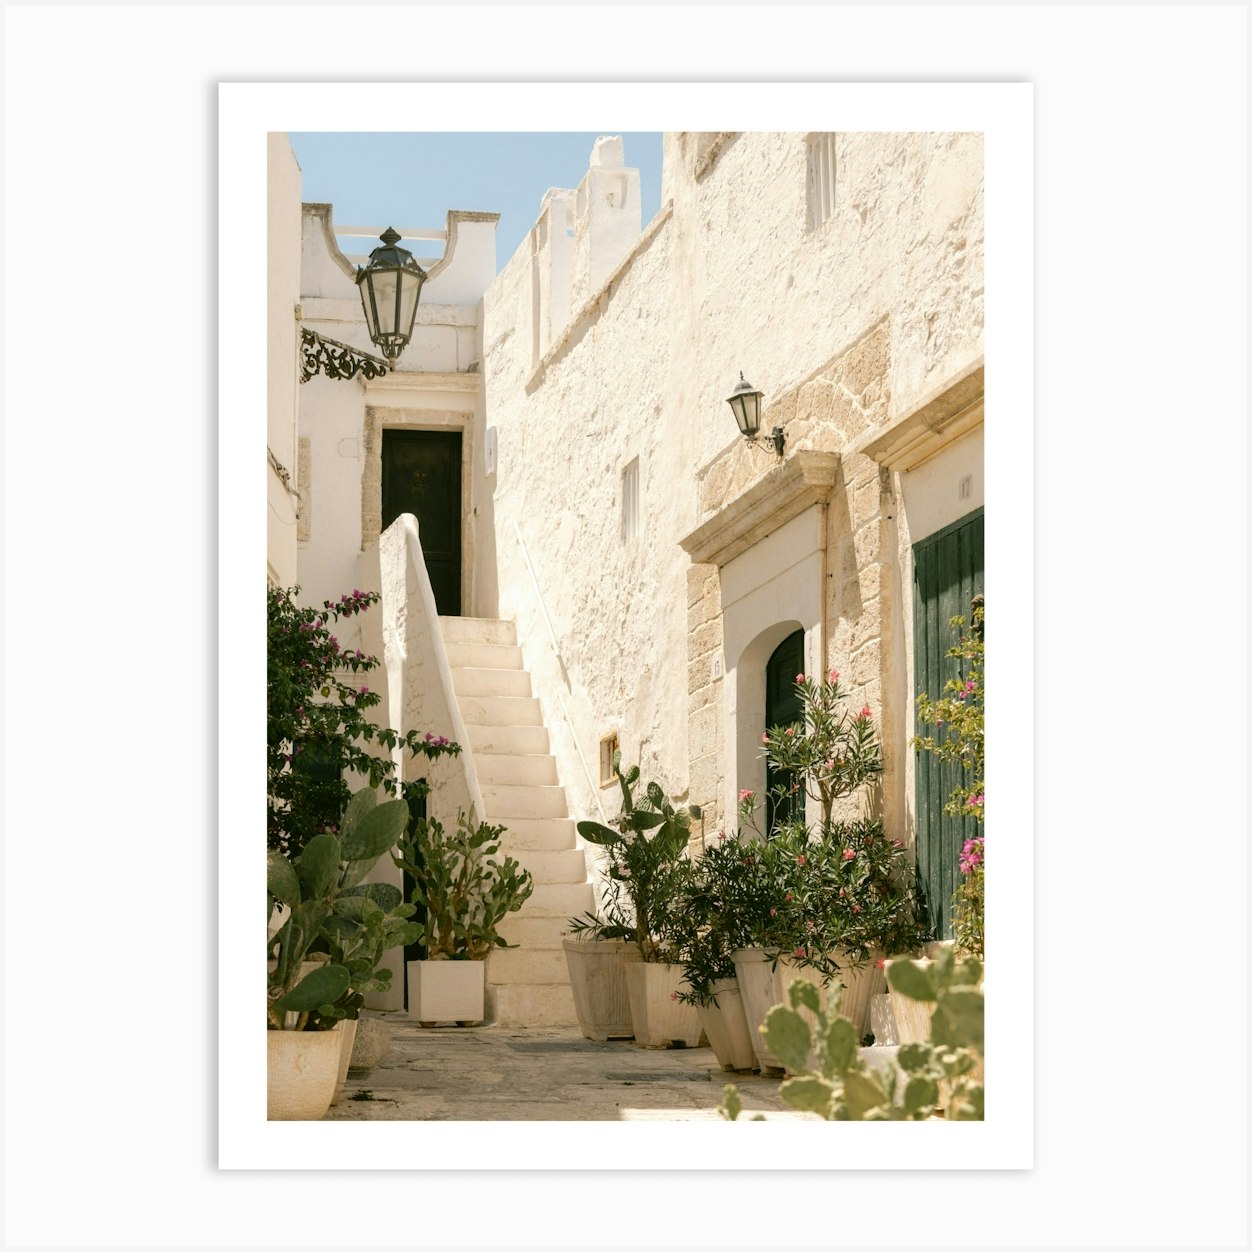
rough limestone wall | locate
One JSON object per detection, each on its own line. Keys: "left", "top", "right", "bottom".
{"left": 481, "top": 131, "right": 982, "bottom": 856}
{"left": 482, "top": 193, "right": 698, "bottom": 840}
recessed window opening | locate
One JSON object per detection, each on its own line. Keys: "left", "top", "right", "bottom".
{"left": 807, "top": 133, "right": 837, "bottom": 231}
{"left": 621, "top": 457, "right": 640, "bottom": 544}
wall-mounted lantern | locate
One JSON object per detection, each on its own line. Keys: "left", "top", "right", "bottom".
{"left": 355, "top": 227, "right": 428, "bottom": 363}
{"left": 726, "top": 372, "right": 784, "bottom": 458}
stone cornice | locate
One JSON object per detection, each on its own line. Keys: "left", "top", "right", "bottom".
{"left": 364, "top": 370, "right": 481, "bottom": 396}
{"left": 679, "top": 450, "right": 841, "bottom": 567}
{"left": 851, "top": 358, "right": 984, "bottom": 472}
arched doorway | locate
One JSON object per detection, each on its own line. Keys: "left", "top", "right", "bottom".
{"left": 764, "top": 628, "right": 805, "bottom": 833}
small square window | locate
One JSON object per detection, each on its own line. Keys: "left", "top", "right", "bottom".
{"left": 621, "top": 457, "right": 640, "bottom": 544}
{"left": 599, "top": 732, "right": 620, "bottom": 787}
{"left": 807, "top": 133, "right": 837, "bottom": 231}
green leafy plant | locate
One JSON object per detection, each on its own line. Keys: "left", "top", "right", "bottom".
{"left": 570, "top": 753, "right": 702, "bottom": 962}
{"left": 673, "top": 835, "right": 754, "bottom": 1005}
{"left": 913, "top": 597, "right": 985, "bottom": 957}
{"left": 392, "top": 810, "right": 534, "bottom": 960}
{"left": 267, "top": 583, "right": 460, "bottom": 856}
{"left": 719, "top": 947, "right": 984, "bottom": 1121}
{"left": 266, "top": 788, "right": 411, "bottom": 1030}
{"left": 756, "top": 669, "right": 883, "bottom": 828}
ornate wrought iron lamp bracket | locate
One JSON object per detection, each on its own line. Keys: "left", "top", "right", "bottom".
{"left": 299, "top": 327, "right": 390, "bottom": 384}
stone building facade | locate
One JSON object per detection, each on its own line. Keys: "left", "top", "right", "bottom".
{"left": 272, "top": 130, "right": 984, "bottom": 1021}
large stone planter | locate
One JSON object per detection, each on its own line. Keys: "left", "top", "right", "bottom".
{"left": 267, "top": 1025, "right": 343, "bottom": 1121}
{"left": 562, "top": 937, "right": 640, "bottom": 1041}
{"left": 624, "top": 961, "right": 703, "bottom": 1048}
{"left": 733, "top": 947, "right": 884, "bottom": 1073}
{"left": 695, "top": 978, "right": 757, "bottom": 1072}
{"left": 330, "top": 1018, "right": 358, "bottom": 1105}
{"left": 348, "top": 1016, "right": 391, "bottom": 1071}
{"left": 407, "top": 959, "right": 486, "bottom": 1026}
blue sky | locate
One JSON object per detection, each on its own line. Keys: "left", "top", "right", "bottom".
{"left": 288, "top": 131, "right": 663, "bottom": 273}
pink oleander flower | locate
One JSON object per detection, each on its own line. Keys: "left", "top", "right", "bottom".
{"left": 784, "top": 726, "right": 795, "bottom": 736}
{"left": 784, "top": 891, "right": 794, "bottom": 902}
{"left": 851, "top": 904, "right": 862, "bottom": 914}
{"left": 739, "top": 789, "right": 754, "bottom": 802}
{"left": 793, "top": 947, "right": 806, "bottom": 959}
{"left": 670, "top": 991, "right": 679, "bottom": 1001}
{"left": 770, "top": 908, "right": 777, "bottom": 917}
{"left": 829, "top": 670, "right": 839, "bottom": 682}
{"left": 843, "top": 849, "right": 856, "bottom": 861}
{"left": 875, "top": 958, "right": 885, "bottom": 970}
{"left": 859, "top": 706, "right": 872, "bottom": 720}
{"left": 795, "top": 854, "right": 806, "bottom": 866}
{"left": 716, "top": 830, "right": 726, "bottom": 842}
{"left": 795, "top": 673, "right": 805, "bottom": 683}
{"left": 761, "top": 733, "right": 770, "bottom": 744}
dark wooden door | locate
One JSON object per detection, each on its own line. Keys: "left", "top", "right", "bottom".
{"left": 913, "top": 508, "right": 984, "bottom": 939}
{"left": 381, "top": 430, "right": 462, "bottom": 616}
{"left": 765, "top": 629, "right": 806, "bottom": 834}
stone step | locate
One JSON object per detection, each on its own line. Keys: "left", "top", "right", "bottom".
{"left": 458, "top": 694, "right": 544, "bottom": 727}
{"left": 481, "top": 783, "right": 568, "bottom": 820}
{"left": 444, "top": 642, "right": 524, "bottom": 671}
{"left": 466, "top": 724, "right": 551, "bottom": 756}
{"left": 440, "top": 616, "right": 517, "bottom": 647}
{"left": 511, "top": 847, "right": 587, "bottom": 884}
{"left": 496, "top": 818, "right": 577, "bottom": 851}
{"left": 494, "top": 914, "right": 571, "bottom": 950}
{"left": 491, "top": 982, "right": 579, "bottom": 1028}
{"left": 518, "top": 882, "right": 595, "bottom": 917}
{"left": 475, "top": 753, "right": 559, "bottom": 787}
{"left": 451, "top": 667, "right": 533, "bottom": 699}
{"left": 487, "top": 946, "right": 572, "bottom": 985}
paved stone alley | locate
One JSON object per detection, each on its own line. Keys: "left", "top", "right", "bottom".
{"left": 325, "top": 1013, "right": 829, "bottom": 1122}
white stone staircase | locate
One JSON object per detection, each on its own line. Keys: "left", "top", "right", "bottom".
{"left": 440, "top": 616, "right": 593, "bottom": 1026}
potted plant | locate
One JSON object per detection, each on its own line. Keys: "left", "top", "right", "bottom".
{"left": 266, "top": 788, "right": 410, "bottom": 1120}
{"left": 731, "top": 671, "right": 930, "bottom": 1066}
{"left": 392, "top": 809, "right": 534, "bottom": 1026}
{"left": 673, "top": 834, "right": 757, "bottom": 1071}
{"left": 897, "top": 599, "right": 985, "bottom": 1042}
{"left": 569, "top": 754, "right": 704, "bottom": 1048}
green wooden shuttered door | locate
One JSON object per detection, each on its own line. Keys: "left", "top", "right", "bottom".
{"left": 913, "top": 508, "right": 984, "bottom": 939}
{"left": 765, "top": 629, "right": 806, "bottom": 833}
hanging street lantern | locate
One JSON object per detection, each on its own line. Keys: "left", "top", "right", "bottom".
{"left": 726, "top": 372, "right": 784, "bottom": 457}
{"left": 354, "top": 227, "right": 428, "bottom": 363}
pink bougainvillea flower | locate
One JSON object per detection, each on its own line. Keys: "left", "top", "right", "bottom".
{"left": 843, "top": 849, "right": 856, "bottom": 861}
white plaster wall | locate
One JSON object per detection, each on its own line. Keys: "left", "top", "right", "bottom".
{"left": 267, "top": 134, "right": 302, "bottom": 588}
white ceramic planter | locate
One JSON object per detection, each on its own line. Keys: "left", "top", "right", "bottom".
{"left": 624, "top": 961, "right": 703, "bottom": 1048}
{"left": 407, "top": 959, "right": 486, "bottom": 1025}
{"left": 330, "top": 1018, "right": 358, "bottom": 1105}
{"left": 267, "top": 1024, "right": 343, "bottom": 1120}
{"left": 731, "top": 947, "right": 785, "bottom": 1071}
{"left": 695, "top": 978, "right": 757, "bottom": 1072}
{"left": 562, "top": 937, "right": 640, "bottom": 1041}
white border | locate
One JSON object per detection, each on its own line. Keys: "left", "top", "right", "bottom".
{"left": 221, "top": 81, "right": 1034, "bottom": 1171}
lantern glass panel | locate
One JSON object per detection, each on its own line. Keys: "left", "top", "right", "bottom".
{"left": 397, "top": 272, "right": 421, "bottom": 344}
{"left": 371, "top": 271, "right": 399, "bottom": 337}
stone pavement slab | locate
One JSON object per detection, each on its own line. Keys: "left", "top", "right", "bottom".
{"left": 325, "top": 1013, "right": 834, "bottom": 1122}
